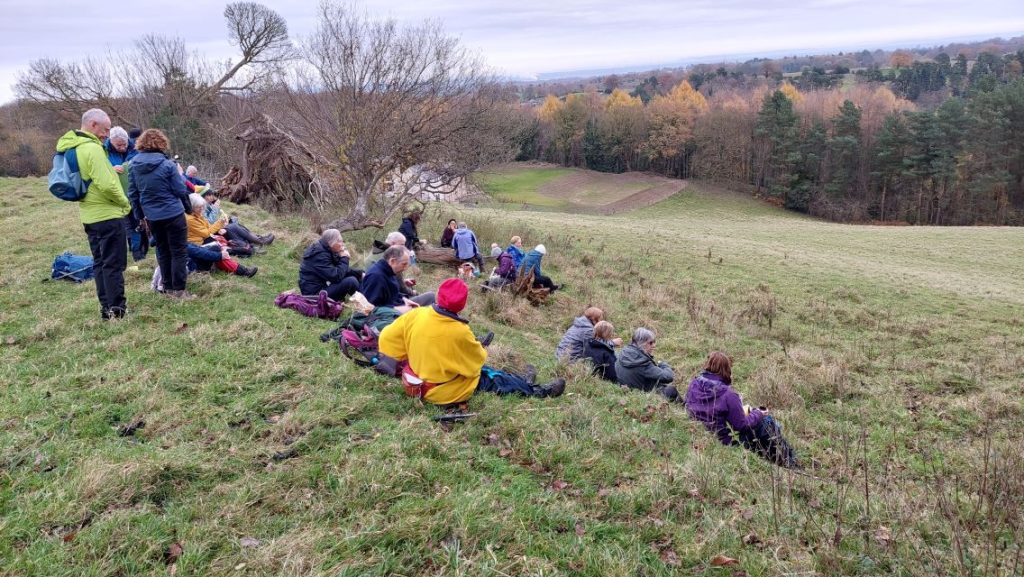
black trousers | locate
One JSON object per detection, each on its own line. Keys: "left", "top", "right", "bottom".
{"left": 150, "top": 214, "right": 189, "bottom": 291}
{"left": 533, "top": 273, "right": 556, "bottom": 291}
{"left": 83, "top": 217, "right": 128, "bottom": 315}
{"left": 324, "top": 276, "right": 360, "bottom": 301}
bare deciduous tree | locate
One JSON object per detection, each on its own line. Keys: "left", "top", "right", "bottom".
{"left": 15, "top": 2, "right": 290, "bottom": 143}
{"left": 268, "top": 1, "right": 514, "bottom": 231}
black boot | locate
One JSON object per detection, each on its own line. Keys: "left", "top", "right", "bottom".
{"left": 522, "top": 364, "right": 537, "bottom": 385}
{"left": 235, "top": 264, "right": 258, "bottom": 277}
{"left": 477, "top": 331, "right": 494, "bottom": 347}
{"left": 537, "top": 378, "right": 566, "bottom": 398}
{"left": 259, "top": 234, "right": 275, "bottom": 246}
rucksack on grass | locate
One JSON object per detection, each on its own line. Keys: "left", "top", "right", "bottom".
{"left": 50, "top": 251, "right": 94, "bottom": 282}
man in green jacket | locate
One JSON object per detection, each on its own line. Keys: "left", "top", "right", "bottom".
{"left": 56, "top": 109, "right": 132, "bottom": 319}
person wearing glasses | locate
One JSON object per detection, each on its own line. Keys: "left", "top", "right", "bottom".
{"left": 615, "top": 328, "right": 676, "bottom": 397}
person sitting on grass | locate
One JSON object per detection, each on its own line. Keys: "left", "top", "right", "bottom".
{"left": 584, "top": 321, "right": 619, "bottom": 382}
{"left": 359, "top": 245, "right": 427, "bottom": 314}
{"left": 506, "top": 236, "right": 525, "bottom": 269}
{"left": 184, "top": 165, "right": 208, "bottom": 188}
{"left": 482, "top": 246, "right": 517, "bottom": 291}
{"left": 184, "top": 193, "right": 257, "bottom": 277}
{"left": 299, "top": 229, "right": 363, "bottom": 301}
{"left": 520, "top": 244, "right": 560, "bottom": 292}
{"left": 439, "top": 219, "right": 457, "bottom": 248}
{"left": 452, "top": 222, "right": 485, "bottom": 273}
{"left": 556, "top": 307, "right": 622, "bottom": 361}
{"left": 365, "top": 231, "right": 435, "bottom": 306}
{"left": 201, "top": 189, "right": 274, "bottom": 247}
{"left": 615, "top": 327, "right": 676, "bottom": 398}
{"left": 398, "top": 211, "right": 421, "bottom": 250}
{"left": 378, "top": 278, "right": 566, "bottom": 406}
{"left": 685, "top": 351, "right": 799, "bottom": 468}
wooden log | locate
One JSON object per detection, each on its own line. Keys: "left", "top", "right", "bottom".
{"left": 415, "top": 245, "right": 462, "bottom": 266}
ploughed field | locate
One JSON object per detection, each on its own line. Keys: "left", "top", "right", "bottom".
{"left": 1, "top": 170, "right": 1022, "bottom": 576}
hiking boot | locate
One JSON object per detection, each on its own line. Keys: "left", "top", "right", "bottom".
{"left": 522, "top": 364, "right": 537, "bottom": 385}
{"left": 236, "top": 265, "right": 258, "bottom": 277}
{"left": 538, "top": 378, "right": 567, "bottom": 398}
{"left": 166, "top": 289, "right": 196, "bottom": 301}
{"left": 478, "top": 331, "right": 494, "bottom": 347}
{"left": 259, "top": 234, "right": 275, "bottom": 246}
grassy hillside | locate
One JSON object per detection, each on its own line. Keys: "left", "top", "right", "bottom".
{"left": 2, "top": 174, "right": 1023, "bottom": 576}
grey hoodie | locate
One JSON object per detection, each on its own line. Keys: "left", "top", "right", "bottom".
{"left": 615, "top": 344, "right": 674, "bottom": 391}
{"left": 555, "top": 316, "right": 594, "bottom": 361}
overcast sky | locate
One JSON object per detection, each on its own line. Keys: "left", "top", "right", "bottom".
{"left": 1, "top": 0, "right": 1023, "bottom": 103}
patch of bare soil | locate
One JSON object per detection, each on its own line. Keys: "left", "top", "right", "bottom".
{"left": 596, "top": 180, "right": 688, "bottom": 214}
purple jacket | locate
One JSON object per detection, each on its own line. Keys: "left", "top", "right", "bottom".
{"left": 685, "top": 371, "right": 764, "bottom": 446}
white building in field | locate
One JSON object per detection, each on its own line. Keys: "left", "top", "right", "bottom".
{"left": 383, "top": 165, "right": 475, "bottom": 203}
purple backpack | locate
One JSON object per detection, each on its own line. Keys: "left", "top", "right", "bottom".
{"left": 274, "top": 290, "right": 344, "bottom": 320}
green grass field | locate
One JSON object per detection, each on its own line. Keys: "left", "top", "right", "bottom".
{"left": 2, "top": 171, "right": 1023, "bottom": 576}
{"left": 472, "top": 166, "right": 572, "bottom": 208}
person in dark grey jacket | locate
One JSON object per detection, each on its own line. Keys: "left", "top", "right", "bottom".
{"left": 298, "top": 229, "right": 363, "bottom": 300}
{"left": 615, "top": 327, "right": 676, "bottom": 395}
{"left": 556, "top": 307, "right": 623, "bottom": 361}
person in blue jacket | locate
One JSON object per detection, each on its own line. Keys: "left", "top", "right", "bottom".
{"left": 128, "top": 128, "right": 192, "bottom": 298}
{"left": 506, "top": 236, "right": 525, "bottom": 270}
{"left": 184, "top": 165, "right": 208, "bottom": 188}
{"left": 520, "top": 244, "right": 560, "bottom": 292}
{"left": 452, "top": 222, "right": 485, "bottom": 272}
{"left": 104, "top": 126, "right": 137, "bottom": 169}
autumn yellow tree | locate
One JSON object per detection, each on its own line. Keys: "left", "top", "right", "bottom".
{"left": 779, "top": 81, "right": 803, "bottom": 104}
{"left": 644, "top": 80, "right": 708, "bottom": 176}
{"left": 597, "top": 89, "right": 647, "bottom": 170}
{"left": 890, "top": 50, "right": 913, "bottom": 69}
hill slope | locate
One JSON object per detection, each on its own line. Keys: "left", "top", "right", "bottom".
{"left": 2, "top": 176, "right": 1023, "bottom": 576}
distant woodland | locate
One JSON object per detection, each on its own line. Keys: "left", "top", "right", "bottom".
{"left": 511, "top": 38, "right": 1024, "bottom": 225}
{"left": 2, "top": 18, "right": 1023, "bottom": 225}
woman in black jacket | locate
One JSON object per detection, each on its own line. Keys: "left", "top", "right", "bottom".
{"left": 583, "top": 321, "right": 618, "bottom": 382}
{"left": 398, "top": 212, "right": 421, "bottom": 250}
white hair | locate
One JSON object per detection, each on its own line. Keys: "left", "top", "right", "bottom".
{"left": 321, "top": 229, "right": 342, "bottom": 244}
{"left": 385, "top": 231, "right": 406, "bottom": 246}
{"left": 188, "top": 193, "right": 206, "bottom": 211}
{"left": 109, "top": 126, "right": 128, "bottom": 142}
{"left": 185, "top": 165, "right": 198, "bottom": 176}
{"left": 631, "top": 327, "right": 656, "bottom": 347}
{"left": 81, "top": 108, "right": 110, "bottom": 127}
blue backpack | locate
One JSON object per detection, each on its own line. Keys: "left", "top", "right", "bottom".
{"left": 48, "top": 144, "right": 90, "bottom": 201}
{"left": 51, "top": 251, "right": 95, "bottom": 282}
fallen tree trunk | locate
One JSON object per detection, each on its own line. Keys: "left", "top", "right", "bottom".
{"left": 415, "top": 245, "right": 462, "bottom": 266}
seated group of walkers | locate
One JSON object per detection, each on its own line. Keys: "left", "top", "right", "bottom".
{"left": 558, "top": 307, "right": 799, "bottom": 468}
{"left": 437, "top": 219, "right": 562, "bottom": 292}
{"left": 297, "top": 221, "right": 795, "bottom": 468}
{"left": 297, "top": 224, "right": 569, "bottom": 406}
{"left": 119, "top": 127, "right": 274, "bottom": 299}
